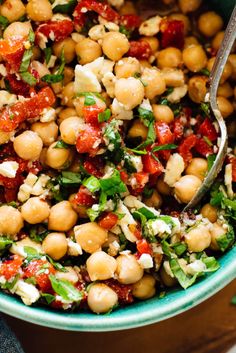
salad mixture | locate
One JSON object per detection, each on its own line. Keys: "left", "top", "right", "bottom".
{"left": 0, "top": 0, "right": 235, "bottom": 314}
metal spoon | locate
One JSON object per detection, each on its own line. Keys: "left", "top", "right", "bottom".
{"left": 184, "top": 5, "right": 236, "bottom": 211}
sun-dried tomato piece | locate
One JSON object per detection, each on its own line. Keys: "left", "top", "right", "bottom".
{"left": 6, "top": 73, "right": 31, "bottom": 97}
{"left": 0, "top": 38, "right": 25, "bottom": 72}
{"left": 98, "top": 212, "right": 118, "bottom": 230}
{"left": 155, "top": 121, "right": 174, "bottom": 145}
{"left": 35, "top": 20, "right": 74, "bottom": 43}
{"left": 120, "top": 14, "right": 142, "bottom": 29}
{"left": 24, "top": 259, "right": 56, "bottom": 292}
{"left": 198, "top": 118, "right": 218, "bottom": 141}
{"left": 194, "top": 137, "right": 213, "bottom": 157}
{"left": 128, "top": 40, "right": 152, "bottom": 60}
{"left": 229, "top": 156, "right": 236, "bottom": 182}
{"left": 160, "top": 19, "right": 185, "bottom": 49}
{"left": 83, "top": 105, "right": 105, "bottom": 125}
{"left": 136, "top": 239, "right": 152, "bottom": 255}
{"left": 0, "top": 255, "right": 23, "bottom": 280}
{"left": 73, "top": 0, "right": 120, "bottom": 27}
{"left": 104, "top": 279, "right": 134, "bottom": 304}
{"left": 178, "top": 134, "right": 197, "bottom": 164}
{"left": 0, "top": 86, "right": 55, "bottom": 132}
{"left": 74, "top": 185, "right": 96, "bottom": 207}
{"left": 83, "top": 156, "right": 104, "bottom": 177}
{"left": 76, "top": 124, "right": 102, "bottom": 156}
{"left": 142, "top": 152, "right": 164, "bottom": 175}
{"left": 171, "top": 117, "right": 184, "bottom": 141}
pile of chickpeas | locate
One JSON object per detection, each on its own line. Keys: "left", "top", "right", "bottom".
{"left": 0, "top": 0, "right": 235, "bottom": 314}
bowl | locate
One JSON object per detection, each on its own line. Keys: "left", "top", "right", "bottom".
{"left": 0, "top": 0, "right": 235, "bottom": 331}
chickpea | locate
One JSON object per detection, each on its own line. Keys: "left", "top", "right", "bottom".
{"left": 185, "top": 158, "right": 208, "bottom": 181}
{"left": 228, "top": 54, "right": 236, "bottom": 80}
{"left": 115, "top": 77, "right": 144, "bottom": 110}
{"left": 156, "top": 177, "right": 172, "bottom": 195}
{"left": 58, "top": 108, "right": 77, "bottom": 124}
{"left": 120, "top": 0, "right": 136, "bottom": 15}
{"left": 59, "top": 117, "right": 83, "bottom": 145}
{"left": 218, "top": 82, "right": 233, "bottom": 98}
{"left": 55, "top": 266, "right": 78, "bottom": 284}
{"left": 188, "top": 76, "right": 208, "bottom": 103}
{"left": 75, "top": 38, "right": 102, "bottom": 65}
{"left": 210, "top": 222, "right": 227, "bottom": 251}
{"left": 102, "top": 32, "right": 129, "bottom": 61}
{"left": 152, "top": 104, "right": 174, "bottom": 123}
{"left": 0, "top": 206, "right": 23, "bottom": 237}
{"left": 21, "top": 197, "right": 50, "bottom": 224}
{"left": 69, "top": 194, "right": 88, "bottom": 218}
{"left": 87, "top": 283, "right": 118, "bottom": 314}
{"left": 139, "top": 60, "right": 152, "bottom": 69}
{"left": 207, "top": 57, "right": 232, "bottom": 84}
{"left": 61, "top": 82, "right": 75, "bottom": 107}
{"left": 3, "top": 21, "right": 32, "bottom": 39}
{"left": 217, "top": 96, "right": 234, "bottom": 118}
{"left": 198, "top": 11, "right": 223, "bottom": 37}
{"left": 74, "top": 222, "right": 108, "bottom": 254}
{"left": 178, "top": 0, "right": 202, "bottom": 13}
{"left": 116, "top": 254, "right": 144, "bottom": 284}
{"left": 53, "top": 38, "right": 76, "bottom": 64}
{"left": 31, "top": 61, "right": 50, "bottom": 79}
{"left": 183, "top": 45, "right": 207, "bottom": 72}
{"left": 141, "top": 68, "right": 166, "bottom": 99}
{"left": 161, "top": 68, "right": 185, "bottom": 87}
{"left": 212, "top": 31, "right": 225, "bottom": 51}
{"left": 128, "top": 120, "right": 148, "bottom": 141}
{"left": 185, "top": 224, "right": 211, "bottom": 252}
{"left": 144, "top": 190, "right": 162, "bottom": 209}
{"left": 141, "top": 37, "right": 159, "bottom": 53}
{"left": 48, "top": 201, "right": 78, "bottom": 232}
{"left": 201, "top": 203, "right": 218, "bottom": 223}
{"left": 184, "top": 36, "right": 199, "bottom": 48}
{"left": 0, "top": 0, "right": 25, "bottom": 22}
{"left": 115, "top": 57, "right": 141, "bottom": 79}
{"left": 227, "top": 120, "right": 236, "bottom": 138}
{"left": 86, "top": 251, "right": 117, "bottom": 281}
{"left": 174, "top": 175, "right": 202, "bottom": 204}
{"left": 168, "top": 13, "right": 190, "bottom": 35}
{"left": 13, "top": 131, "right": 43, "bottom": 161}
{"left": 0, "top": 131, "right": 12, "bottom": 145}
{"left": 160, "top": 266, "right": 177, "bottom": 287}
{"left": 132, "top": 274, "right": 156, "bottom": 300}
{"left": 26, "top": 0, "right": 52, "bottom": 22}
{"left": 42, "top": 232, "right": 68, "bottom": 260}
{"left": 31, "top": 121, "right": 58, "bottom": 146}
{"left": 157, "top": 47, "right": 182, "bottom": 69}
{"left": 45, "top": 141, "right": 72, "bottom": 169}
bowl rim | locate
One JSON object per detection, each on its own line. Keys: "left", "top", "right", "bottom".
{"left": 0, "top": 246, "right": 235, "bottom": 331}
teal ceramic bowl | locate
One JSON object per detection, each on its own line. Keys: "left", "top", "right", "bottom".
{"left": 0, "top": 0, "right": 235, "bottom": 331}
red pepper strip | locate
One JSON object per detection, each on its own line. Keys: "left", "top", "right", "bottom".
{"left": 160, "top": 19, "right": 185, "bottom": 50}
{"left": 35, "top": 20, "right": 74, "bottom": 43}
{"left": 178, "top": 134, "right": 197, "bottom": 164}
{"left": 73, "top": 0, "right": 120, "bottom": 27}
{"left": 0, "top": 38, "right": 25, "bottom": 72}
{"left": 128, "top": 40, "right": 152, "bottom": 60}
{"left": 198, "top": 118, "right": 218, "bottom": 141}
{"left": 0, "top": 86, "right": 56, "bottom": 132}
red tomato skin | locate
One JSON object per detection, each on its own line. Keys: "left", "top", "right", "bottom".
{"left": 24, "top": 259, "right": 56, "bottom": 292}
{"left": 0, "top": 255, "right": 23, "bottom": 280}
{"left": 142, "top": 152, "right": 164, "bottom": 175}
{"left": 98, "top": 212, "right": 118, "bottom": 230}
{"left": 133, "top": 172, "right": 149, "bottom": 187}
{"left": 6, "top": 74, "right": 31, "bottom": 97}
{"left": 83, "top": 157, "right": 104, "bottom": 177}
{"left": 83, "top": 105, "right": 105, "bottom": 125}
{"left": 155, "top": 121, "right": 174, "bottom": 145}
{"left": 172, "top": 117, "right": 184, "bottom": 141}
{"left": 0, "top": 86, "right": 55, "bottom": 132}
{"left": 136, "top": 239, "right": 152, "bottom": 255}
{"left": 198, "top": 118, "right": 218, "bottom": 141}
{"left": 73, "top": 0, "right": 120, "bottom": 26}
{"left": 0, "top": 38, "right": 24, "bottom": 71}
{"left": 178, "top": 134, "right": 197, "bottom": 164}
{"left": 120, "top": 14, "right": 142, "bottom": 29}
{"left": 160, "top": 19, "right": 185, "bottom": 49}
{"left": 229, "top": 156, "right": 236, "bottom": 182}
{"left": 76, "top": 124, "right": 102, "bottom": 156}
{"left": 194, "top": 137, "right": 213, "bottom": 157}
{"left": 128, "top": 40, "right": 152, "bottom": 60}
{"left": 35, "top": 20, "right": 74, "bottom": 43}
{"left": 74, "top": 185, "right": 95, "bottom": 207}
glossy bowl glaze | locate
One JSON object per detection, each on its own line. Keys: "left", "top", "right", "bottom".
{"left": 0, "top": 0, "right": 235, "bottom": 331}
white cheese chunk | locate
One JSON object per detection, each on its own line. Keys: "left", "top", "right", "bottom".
{"left": 88, "top": 25, "right": 106, "bottom": 41}
{"left": 14, "top": 280, "right": 40, "bottom": 306}
{"left": 0, "top": 64, "right": 7, "bottom": 77}
{"left": 40, "top": 107, "right": 57, "bottom": 122}
{"left": 0, "top": 161, "right": 19, "bottom": 178}
{"left": 129, "top": 155, "right": 143, "bottom": 172}
{"left": 124, "top": 195, "right": 160, "bottom": 217}
{"left": 111, "top": 98, "right": 133, "bottom": 120}
{"left": 167, "top": 85, "right": 188, "bottom": 103}
{"left": 138, "top": 253, "right": 153, "bottom": 269}
{"left": 74, "top": 64, "right": 101, "bottom": 93}
{"left": 161, "top": 68, "right": 185, "bottom": 87}
{"left": 0, "top": 90, "right": 17, "bottom": 109}
{"left": 139, "top": 15, "right": 162, "bottom": 36}
{"left": 225, "top": 163, "right": 234, "bottom": 199}
{"left": 10, "top": 237, "right": 43, "bottom": 258}
{"left": 116, "top": 201, "right": 138, "bottom": 242}
{"left": 52, "top": 0, "right": 67, "bottom": 7}
{"left": 187, "top": 260, "right": 206, "bottom": 276}
{"left": 102, "top": 72, "right": 117, "bottom": 98}
{"left": 139, "top": 98, "right": 153, "bottom": 112}
{"left": 164, "top": 153, "right": 185, "bottom": 187}
{"left": 67, "top": 239, "right": 83, "bottom": 256}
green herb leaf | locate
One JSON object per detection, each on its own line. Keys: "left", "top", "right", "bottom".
{"left": 24, "top": 246, "right": 41, "bottom": 261}
{"left": 28, "top": 29, "right": 35, "bottom": 43}
{"left": 59, "top": 171, "right": 81, "bottom": 186}
{"left": 46, "top": 256, "right": 68, "bottom": 272}
{"left": 152, "top": 144, "right": 177, "bottom": 153}
{"left": 53, "top": 0, "right": 77, "bottom": 14}
{"left": 87, "top": 191, "right": 107, "bottom": 221}
{"left": 100, "top": 169, "right": 126, "bottom": 196}
{"left": 49, "top": 275, "right": 83, "bottom": 302}
{"left": 203, "top": 136, "right": 213, "bottom": 146}
{"left": 199, "top": 68, "right": 210, "bottom": 76}
{"left": 231, "top": 296, "right": 236, "bottom": 305}
{"left": 103, "top": 120, "right": 122, "bottom": 151}
{"left": 137, "top": 121, "right": 156, "bottom": 150}
{"left": 0, "top": 15, "right": 9, "bottom": 29}
{"left": 201, "top": 256, "right": 220, "bottom": 272}
{"left": 0, "top": 237, "right": 13, "bottom": 254}
{"left": 200, "top": 102, "right": 211, "bottom": 117}
{"left": 207, "top": 154, "right": 216, "bottom": 171}
{"left": 41, "top": 73, "right": 64, "bottom": 83}
{"left": 83, "top": 175, "right": 100, "bottom": 193}
{"left": 19, "top": 48, "right": 33, "bottom": 73}
{"left": 41, "top": 293, "right": 56, "bottom": 304}
{"left": 44, "top": 47, "right": 52, "bottom": 65}
{"left": 20, "top": 72, "right": 37, "bottom": 86}
{"left": 29, "top": 225, "right": 49, "bottom": 243}
{"left": 137, "top": 107, "right": 154, "bottom": 127}
{"left": 119, "top": 25, "right": 131, "bottom": 38}
{"left": 1, "top": 275, "right": 20, "bottom": 290}
{"left": 54, "top": 140, "right": 70, "bottom": 149}
{"left": 169, "top": 258, "right": 198, "bottom": 289}
{"left": 98, "top": 108, "right": 111, "bottom": 123}
{"left": 216, "top": 225, "right": 235, "bottom": 252}
{"left": 172, "top": 242, "right": 187, "bottom": 256}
